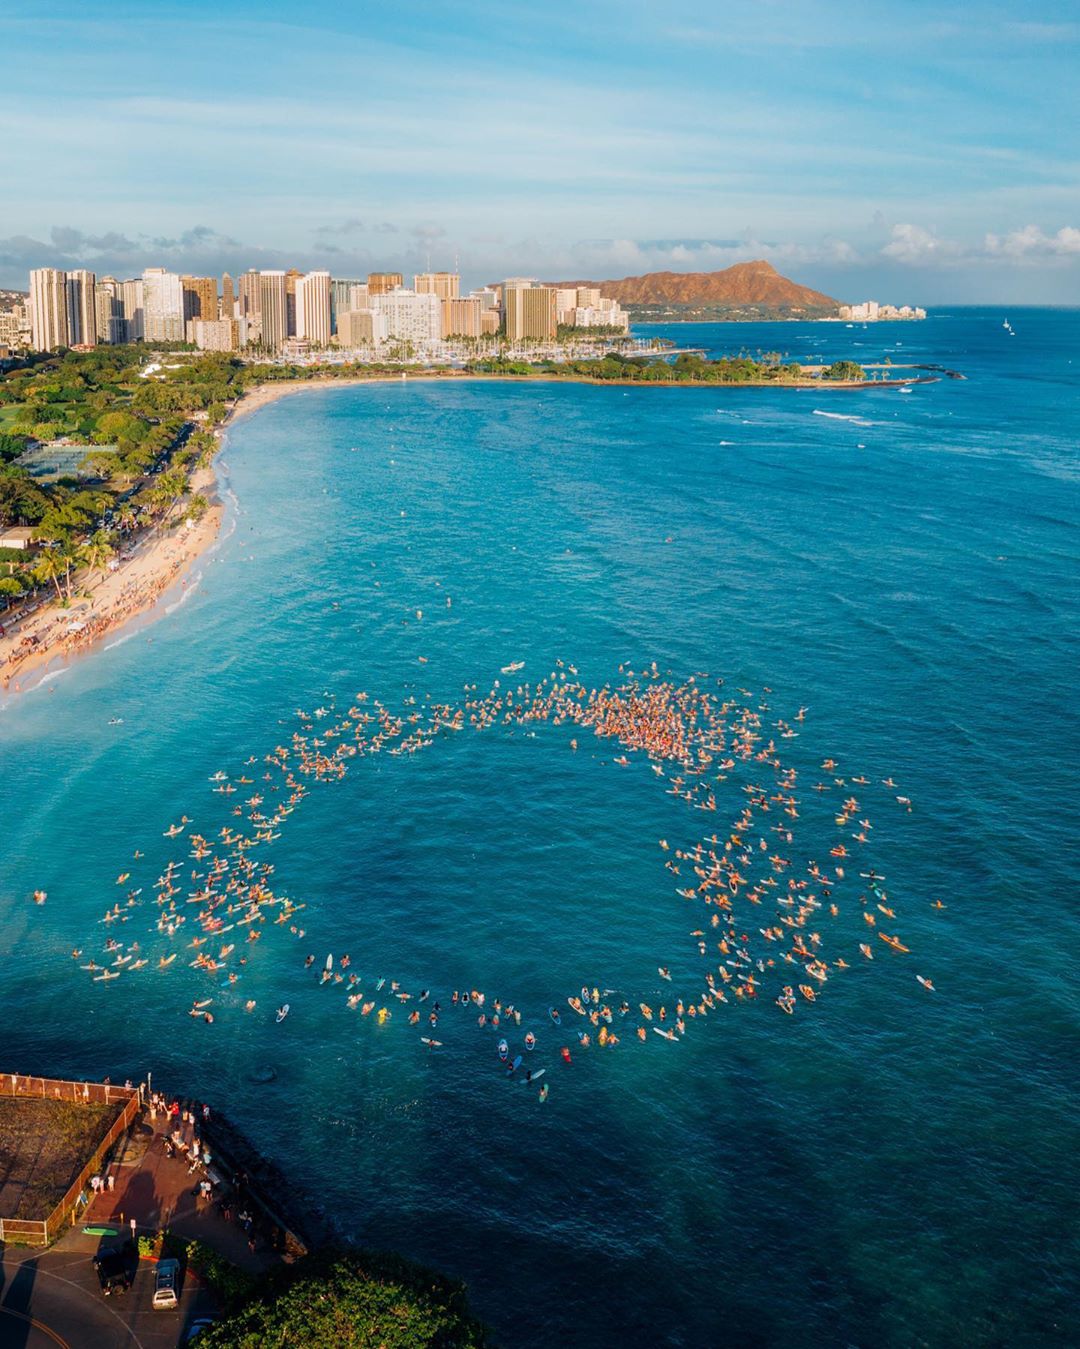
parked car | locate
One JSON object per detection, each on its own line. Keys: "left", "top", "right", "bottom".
{"left": 184, "top": 1318, "right": 217, "bottom": 1343}
{"left": 152, "top": 1256, "right": 180, "bottom": 1310}
{"left": 93, "top": 1243, "right": 134, "bottom": 1296}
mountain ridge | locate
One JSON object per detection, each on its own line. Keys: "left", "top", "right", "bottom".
{"left": 552, "top": 260, "right": 838, "bottom": 312}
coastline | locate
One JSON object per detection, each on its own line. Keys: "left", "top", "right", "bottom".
{"left": 0, "top": 366, "right": 933, "bottom": 700}
{"left": 0, "top": 463, "right": 224, "bottom": 698}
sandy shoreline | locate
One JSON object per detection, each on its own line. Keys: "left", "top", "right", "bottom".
{"left": 0, "top": 366, "right": 929, "bottom": 700}
{"left": 0, "top": 464, "right": 224, "bottom": 697}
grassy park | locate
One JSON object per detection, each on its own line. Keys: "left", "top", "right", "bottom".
{"left": 0, "top": 1096, "right": 121, "bottom": 1221}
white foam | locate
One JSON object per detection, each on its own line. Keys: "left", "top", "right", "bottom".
{"left": 813, "top": 410, "right": 872, "bottom": 426}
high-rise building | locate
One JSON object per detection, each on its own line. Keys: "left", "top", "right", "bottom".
{"left": 142, "top": 268, "right": 185, "bottom": 342}
{"left": 29, "top": 268, "right": 70, "bottom": 351}
{"left": 368, "top": 272, "right": 404, "bottom": 295}
{"left": 238, "top": 269, "right": 261, "bottom": 321}
{"left": 336, "top": 309, "right": 389, "bottom": 347}
{"left": 441, "top": 296, "right": 482, "bottom": 338}
{"left": 295, "top": 271, "right": 332, "bottom": 346}
{"left": 369, "top": 289, "right": 441, "bottom": 345}
{"left": 191, "top": 318, "right": 248, "bottom": 351}
{"left": 572, "top": 300, "right": 629, "bottom": 332}
{"left": 119, "top": 278, "right": 144, "bottom": 342}
{"left": 470, "top": 287, "right": 500, "bottom": 311}
{"left": 575, "top": 286, "right": 601, "bottom": 308}
{"left": 66, "top": 269, "right": 98, "bottom": 346}
{"left": 504, "top": 284, "right": 557, "bottom": 341}
{"left": 94, "top": 278, "right": 124, "bottom": 344}
{"left": 414, "top": 272, "right": 460, "bottom": 300}
{"left": 284, "top": 268, "right": 303, "bottom": 337}
{"left": 181, "top": 276, "right": 217, "bottom": 325}
{"left": 329, "top": 277, "right": 363, "bottom": 334}
{"left": 258, "top": 271, "right": 289, "bottom": 350}
{"left": 555, "top": 288, "right": 580, "bottom": 323}
{"left": 0, "top": 310, "right": 28, "bottom": 349}
{"left": 220, "top": 272, "right": 235, "bottom": 320}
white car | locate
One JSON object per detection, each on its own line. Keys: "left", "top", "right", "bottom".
{"left": 152, "top": 1257, "right": 180, "bottom": 1310}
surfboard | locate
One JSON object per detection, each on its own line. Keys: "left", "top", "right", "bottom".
{"left": 276, "top": 1004, "right": 290, "bottom": 1023}
{"left": 506, "top": 1055, "right": 523, "bottom": 1075}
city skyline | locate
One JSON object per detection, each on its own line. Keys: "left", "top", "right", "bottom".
{"left": 2, "top": 0, "right": 1079, "bottom": 303}
{"left": 18, "top": 264, "right": 632, "bottom": 353}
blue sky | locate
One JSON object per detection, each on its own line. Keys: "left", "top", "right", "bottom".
{"left": 2, "top": 0, "right": 1079, "bottom": 301}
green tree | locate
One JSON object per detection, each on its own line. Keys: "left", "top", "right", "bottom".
{"left": 823, "top": 360, "right": 866, "bottom": 382}
{"left": 32, "top": 547, "right": 66, "bottom": 602}
{"left": 0, "top": 467, "right": 52, "bottom": 526}
{"left": 198, "top": 1249, "right": 486, "bottom": 1349}
{"left": 0, "top": 432, "right": 30, "bottom": 463}
{"left": 80, "top": 529, "right": 115, "bottom": 578}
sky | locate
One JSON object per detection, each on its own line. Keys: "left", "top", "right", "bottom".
{"left": 2, "top": 0, "right": 1079, "bottom": 303}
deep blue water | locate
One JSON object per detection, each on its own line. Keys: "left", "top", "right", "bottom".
{"left": 2, "top": 310, "right": 1078, "bottom": 1346}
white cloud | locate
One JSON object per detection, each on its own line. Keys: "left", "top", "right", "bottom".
{"left": 983, "top": 225, "right": 1080, "bottom": 257}
{"left": 880, "top": 224, "right": 959, "bottom": 265}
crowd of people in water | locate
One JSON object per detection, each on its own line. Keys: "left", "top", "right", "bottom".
{"left": 64, "top": 662, "right": 938, "bottom": 1102}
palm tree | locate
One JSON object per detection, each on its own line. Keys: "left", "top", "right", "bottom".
{"left": 32, "top": 548, "right": 65, "bottom": 602}
{"left": 57, "top": 539, "right": 81, "bottom": 601}
{"left": 81, "top": 529, "right": 115, "bottom": 579}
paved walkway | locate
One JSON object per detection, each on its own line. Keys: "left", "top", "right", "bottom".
{"left": 75, "top": 1109, "right": 279, "bottom": 1276}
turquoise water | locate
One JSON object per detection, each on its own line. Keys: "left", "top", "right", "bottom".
{"left": 2, "top": 310, "right": 1078, "bottom": 1345}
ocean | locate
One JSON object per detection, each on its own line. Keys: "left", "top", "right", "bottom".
{"left": 2, "top": 309, "right": 1077, "bottom": 1346}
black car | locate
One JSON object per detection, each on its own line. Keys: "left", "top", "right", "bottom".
{"left": 93, "top": 1243, "right": 134, "bottom": 1296}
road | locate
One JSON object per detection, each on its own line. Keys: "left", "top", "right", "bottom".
{"left": 0, "top": 1241, "right": 216, "bottom": 1349}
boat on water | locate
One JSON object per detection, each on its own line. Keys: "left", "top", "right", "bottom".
{"left": 500, "top": 661, "right": 525, "bottom": 674}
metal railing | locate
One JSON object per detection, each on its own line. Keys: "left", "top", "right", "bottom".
{"left": 0, "top": 1075, "right": 140, "bottom": 1245}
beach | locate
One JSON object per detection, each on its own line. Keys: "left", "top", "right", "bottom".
{"left": 0, "top": 463, "right": 223, "bottom": 695}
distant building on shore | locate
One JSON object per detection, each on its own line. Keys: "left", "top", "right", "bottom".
{"left": 336, "top": 308, "right": 390, "bottom": 346}
{"left": 504, "top": 282, "right": 557, "bottom": 341}
{"left": 191, "top": 317, "right": 249, "bottom": 351}
{"left": 258, "top": 271, "right": 289, "bottom": 351}
{"left": 295, "top": 271, "right": 332, "bottom": 346}
{"left": 29, "top": 268, "right": 70, "bottom": 350}
{"left": 415, "top": 271, "right": 460, "bottom": 300}
{"left": 368, "top": 272, "right": 404, "bottom": 295}
{"left": 441, "top": 296, "right": 483, "bottom": 338}
{"left": 142, "top": 268, "right": 185, "bottom": 343}
{"left": 369, "top": 288, "right": 442, "bottom": 345}
{"left": 66, "top": 270, "right": 98, "bottom": 347}
{"left": 839, "top": 300, "right": 927, "bottom": 321}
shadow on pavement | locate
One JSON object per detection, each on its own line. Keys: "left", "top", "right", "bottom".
{"left": 0, "top": 1252, "right": 37, "bottom": 1349}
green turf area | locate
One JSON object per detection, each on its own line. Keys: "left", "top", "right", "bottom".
{"left": 0, "top": 1096, "right": 121, "bottom": 1220}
